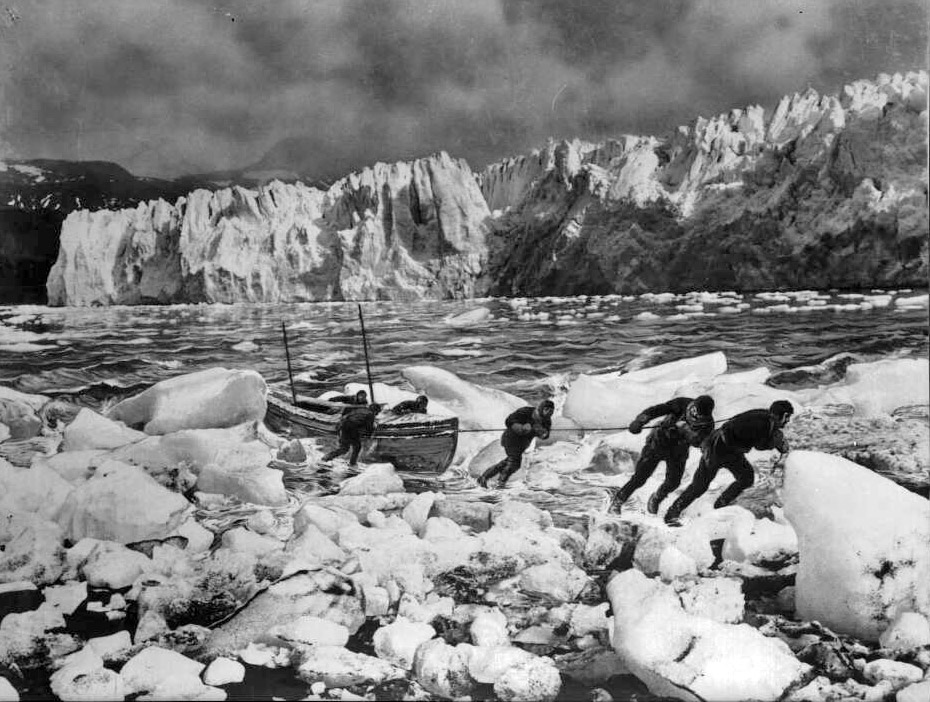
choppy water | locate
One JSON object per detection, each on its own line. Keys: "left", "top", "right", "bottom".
{"left": 1, "top": 289, "right": 927, "bottom": 525}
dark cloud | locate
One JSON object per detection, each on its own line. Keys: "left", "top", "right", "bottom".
{"left": 0, "top": 0, "right": 925, "bottom": 179}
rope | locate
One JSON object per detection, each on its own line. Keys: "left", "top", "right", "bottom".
{"left": 454, "top": 415, "right": 734, "bottom": 434}
{"left": 448, "top": 401, "right": 930, "bottom": 434}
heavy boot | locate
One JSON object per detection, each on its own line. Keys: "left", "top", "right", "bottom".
{"left": 647, "top": 491, "right": 665, "bottom": 515}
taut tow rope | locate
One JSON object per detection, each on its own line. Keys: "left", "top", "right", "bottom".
{"left": 453, "top": 415, "right": 736, "bottom": 434}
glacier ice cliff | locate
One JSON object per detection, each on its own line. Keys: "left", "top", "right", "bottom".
{"left": 481, "top": 70, "right": 928, "bottom": 295}
{"left": 28, "top": 70, "right": 930, "bottom": 305}
{"left": 47, "top": 153, "right": 490, "bottom": 304}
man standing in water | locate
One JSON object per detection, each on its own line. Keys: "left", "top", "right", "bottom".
{"left": 321, "top": 403, "right": 379, "bottom": 466}
{"left": 477, "top": 400, "right": 555, "bottom": 489}
{"left": 663, "top": 400, "right": 794, "bottom": 525}
{"left": 610, "top": 395, "right": 716, "bottom": 515}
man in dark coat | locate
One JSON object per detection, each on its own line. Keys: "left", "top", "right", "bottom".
{"left": 321, "top": 403, "right": 379, "bottom": 466}
{"left": 390, "top": 395, "right": 429, "bottom": 416}
{"left": 477, "top": 400, "right": 555, "bottom": 489}
{"left": 610, "top": 395, "right": 715, "bottom": 515}
{"left": 663, "top": 400, "right": 794, "bottom": 525}
{"left": 329, "top": 390, "right": 368, "bottom": 405}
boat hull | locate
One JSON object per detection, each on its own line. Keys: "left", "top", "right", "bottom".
{"left": 264, "top": 390, "right": 459, "bottom": 474}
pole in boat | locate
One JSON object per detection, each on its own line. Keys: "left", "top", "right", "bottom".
{"left": 281, "top": 322, "right": 298, "bottom": 406}
{"left": 357, "top": 304, "right": 376, "bottom": 404}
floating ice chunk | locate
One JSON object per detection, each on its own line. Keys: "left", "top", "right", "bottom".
{"left": 634, "top": 312, "right": 660, "bottom": 321}
{"left": 753, "top": 304, "right": 793, "bottom": 314}
{"left": 641, "top": 292, "right": 678, "bottom": 304}
{"left": 63, "top": 408, "right": 146, "bottom": 451}
{"left": 108, "top": 367, "right": 267, "bottom": 435}
{"left": 754, "top": 292, "right": 791, "bottom": 302}
{"left": 564, "top": 375, "right": 679, "bottom": 428}
{"left": 402, "top": 365, "right": 525, "bottom": 435}
{"left": 895, "top": 294, "right": 929, "bottom": 308}
{"left": 809, "top": 358, "right": 929, "bottom": 416}
{"left": 614, "top": 351, "right": 727, "bottom": 385}
{"left": 444, "top": 307, "right": 491, "bottom": 327}
{"left": 684, "top": 291, "right": 734, "bottom": 305}
{"left": 784, "top": 451, "right": 930, "bottom": 640}
{"left": 864, "top": 295, "right": 893, "bottom": 307}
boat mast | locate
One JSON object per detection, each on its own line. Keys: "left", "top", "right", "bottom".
{"left": 358, "top": 304, "right": 376, "bottom": 404}
{"left": 281, "top": 321, "right": 298, "bottom": 406}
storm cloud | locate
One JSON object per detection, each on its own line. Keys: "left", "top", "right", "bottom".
{"left": 0, "top": 0, "right": 925, "bottom": 179}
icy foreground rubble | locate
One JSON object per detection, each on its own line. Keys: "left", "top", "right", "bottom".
{"left": 784, "top": 451, "right": 930, "bottom": 640}
{"left": 0, "top": 354, "right": 927, "bottom": 700}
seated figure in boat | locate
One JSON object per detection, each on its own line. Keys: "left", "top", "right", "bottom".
{"left": 321, "top": 402, "right": 379, "bottom": 466}
{"left": 329, "top": 390, "right": 368, "bottom": 405}
{"left": 389, "top": 395, "right": 429, "bottom": 416}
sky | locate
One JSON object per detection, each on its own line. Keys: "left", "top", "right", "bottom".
{"left": 0, "top": 0, "right": 926, "bottom": 181}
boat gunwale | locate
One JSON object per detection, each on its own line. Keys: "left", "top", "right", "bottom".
{"left": 265, "top": 389, "right": 459, "bottom": 437}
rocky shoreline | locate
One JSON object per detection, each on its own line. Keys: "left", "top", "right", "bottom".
{"left": 0, "top": 360, "right": 928, "bottom": 701}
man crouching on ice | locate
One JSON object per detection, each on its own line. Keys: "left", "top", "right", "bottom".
{"left": 477, "top": 400, "right": 555, "bottom": 489}
{"left": 610, "top": 395, "right": 716, "bottom": 515}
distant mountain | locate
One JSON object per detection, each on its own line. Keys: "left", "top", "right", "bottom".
{"left": 480, "top": 70, "right": 928, "bottom": 294}
{"left": 2, "top": 70, "right": 926, "bottom": 306}
{"left": 0, "top": 160, "right": 212, "bottom": 303}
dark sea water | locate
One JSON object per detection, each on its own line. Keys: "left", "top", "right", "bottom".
{"left": 2, "top": 290, "right": 927, "bottom": 408}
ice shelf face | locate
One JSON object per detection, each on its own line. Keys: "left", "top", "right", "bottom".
{"left": 32, "top": 70, "right": 930, "bottom": 305}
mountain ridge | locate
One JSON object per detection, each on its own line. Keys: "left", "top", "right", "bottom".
{"left": 1, "top": 69, "right": 926, "bottom": 305}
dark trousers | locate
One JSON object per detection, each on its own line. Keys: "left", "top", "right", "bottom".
{"left": 322, "top": 430, "right": 363, "bottom": 466}
{"left": 614, "top": 441, "right": 689, "bottom": 506}
{"left": 480, "top": 448, "right": 524, "bottom": 486}
{"left": 665, "top": 435, "right": 754, "bottom": 521}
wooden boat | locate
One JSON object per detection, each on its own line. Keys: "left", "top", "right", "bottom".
{"left": 264, "top": 384, "right": 459, "bottom": 474}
